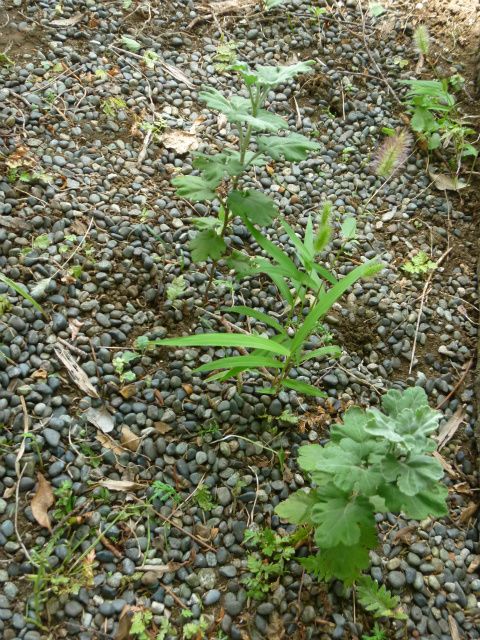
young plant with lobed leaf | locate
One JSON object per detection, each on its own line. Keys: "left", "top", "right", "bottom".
{"left": 136, "top": 209, "right": 382, "bottom": 398}
{"left": 172, "top": 60, "right": 320, "bottom": 275}
{"left": 275, "top": 387, "right": 448, "bottom": 583}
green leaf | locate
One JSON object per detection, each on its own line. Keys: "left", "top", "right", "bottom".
{"left": 290, "top": 260, "right": 383, "bottom": 354}
{"left": 379, "top": 482, "right": 448, "bottom": 520}
{"left": 264, "top": 0, "right": 286, "bottom": 10}
{"left": 195, "top": 355, "right": 284, "bottom": 373}
{"left": 224, "top": 305, "right": 286, "bottom": 335}
{"left": 275, "top": 490, "right": 318, "bottom": 524}
{"left": 147, "top": 333, "right": 291, "bottom": 356}
{"left": 330, "top": 407, "right": 371, "bottom": 443}
{"left": 227, "top": 190, "right": 279, "bottom": 226}
{"left": 281, "top": 378, "right": 326, "bottom": 397}
{"left": 257, "top": 133, "right": 321, "bottom": 161}
{"left": 226, "top": 250, "right": 258, "bottom": 277}
{"left": 172, "top": 175, "right": 219, "bottom": 202}
{"left": 191, "top": 216, "right": 222, "bottom": 232}
{"left": 340, "top": 217, "right": 357, "bottom": 240}
{"left": 231, "top": 109, "right": 289, "bottom": 132}
{"left": 189, "top": 230, "right": 227, "bottom": 262}
{"left": 310, "top": 489, "right": 374, "bottom": 549}
{"left": 299, "top": 345, "right": 341, "bottom": 363}
{"left": 121, "top": 36, "right": 142, "bottom": 52}
{"left": 192, "top": 154, "right": 229, "bottom": 182}
{"left": 382, "top": 454, "right": 443, "bottom": 496}
{"left": 312, "top": 540, "right": 373, "bottom": 584}
{"left": 254, "top": 61, "right": 315, "bottom": 87}
{"left": 198, "top": 87, "right": 235, "bottom": 113}
{"left": 0, "top": 273, "right": 45, "bottom": 315}
{"left": 357, "top": 576, "right": 407, "bottom": 619}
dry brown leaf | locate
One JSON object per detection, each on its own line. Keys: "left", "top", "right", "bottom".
{"left": 138, "top": 561, "right": 183, "bottom": 575}
{"left": 159, "top": 62, "right": 194, "bottom": 89}
{"left": 182, "top": 383, "right": 193, "bottom": 395}
{"left": 433, "top": 451, "right": 458, "bottom": 478}
{"left": 116, "top": 605, "right": 144, "bottom": 640}
{"left": 120, "top": 384, "right": 137, "bottom": 399}
{"left": 205, "top": 0, "right": 256, "bottom": 15}
{"left": 50, "top": 13, "right": 84, "bottom": 27}
{"left": 467, "top": 555, "right": 480, "bottom": 574}
{"left": 448, "top": 614, "right": 462, "bottom": 640}
{"left": 6, "top": 145, "right": 34, "bottom": 169}
{"left": 120, "top": 425, "right": 140, "bottom": 452}
{"left": 159, "top": 130, "right": 199, "bottom": 155}
{"left": 96, "top": 432, "right": 124, "bottom": 455}
{"left": 84, "top": 406, "right": 114, "bottom": 433}
{"left": 32, "top": 368, "right": 48, "bottom": 380}
{"left": 54, "top": 345, "right": 99, "bottom": 397}
{"left": 391, "top": 525, "right": 416, "bottom": 545}
{"left": 429, "top": 170, "right": 467, "bottom": 191}
{"left": 436, "top": 407, "right": 465, "bottom": 450}
{"left": 31, "top": 473, "right": 55, "bottom": 531}
{"left": 68, "top": 318, "right": 84, "bottom": 341}
{"left": 458, "top": 502, "right": 479, "bottom": 524}
{"left": 99, "top": 479, "right": 143, "bottom": 492}
{"left": 154, "top": 390, "right": 164, "bottom": 406}
{"left": 154, "top": 421, "right": 172, "bottom": 435}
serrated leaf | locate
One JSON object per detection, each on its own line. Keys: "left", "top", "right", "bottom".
{"left": 382, "top": 453, "right": 443, "bottom": 496}
{"left": 275, "top": 490, "right": 317, "bottom": 524}
{"left": 172, "top": 175, "right": 219, "bottom": 202}
{"left": 189, "top": 230, "right": 227, "bottom": 262}
{"left": 191, "top": 216, "right": 222, "bottom": 232}
{"left": 254, "top": 61, "right": 315, "bottom": 87}
{"left": 379, "top": 482, "right": 448, "bottom": 520}
{"left": 226, "top": 250, "right": 257, "bottom": 277}
{"left": 227, "top": 189, "right": 279, "bottom": 226}
{"left": 230, "top": 109, "right": 289, "bottom": 132}
{"left": 357, "top": 576, "right": 406, "bottom": 619}
{"left": 310, "top": 490, "right": 374, "bottom": 548}
{"left": 257, "top": 133, "right": 321, "bottom": 161}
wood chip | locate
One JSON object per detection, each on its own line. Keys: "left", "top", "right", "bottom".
{"left": 54, "top": 345, "right": 99, "bottom": 397}
{"left": 31, "top": 473, "right": 55, "bottom": 531}
{"left": 467, "top": 555, "right": 480, "bottom": 574}
{"left": 449, "top": 614, "right": 462, "bottom": 640}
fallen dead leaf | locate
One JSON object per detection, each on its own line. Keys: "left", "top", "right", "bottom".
{"left": 467, "top": 555, "right": 480, "bottom": 574}
{"left": 116, "top": 605, "right": 144, "bottom": 640}
{"left": 448, "top": 614, "right": 462, "bottom": 640}
{"left": 436, "top": 407, "right": 465, "bottom": 450}
{"left": 159, "top": 129, "right": 199, "bottom": 155}
{"left": 98, "top": 479, "right": 143, "bottom": 492}
{"left": 120, "top": 384, "right": 137, "bottom": 399}
{"left": 391, "top": 525, "right": 416, "bottom": 545}
{"left": 84, "top": 407, "right": 114, "bottom": 433}
{"left": 50, "top": 13, "right": 84, "bottom": 27}
{"left": 68, "top": 318, "right": 84, "bottom": 341}
{"left": 31, "top": 473, "right": 55, "bottom": 531}
{"left": 32, "top": 368, "right": 48, "bottom": 380}
{"left": 138, "top": 561, "right": 184, "bottom": 575}
{"left": 154, "top": 421, "right": 172, "bottom": 435}
{"left": 429, "top": 170, "right": 467, "bottom": 191}
{"left": 96, "top": 432, "right": 124, "bottom": 455}
{"left": 159, "top": 62, "right": 194, "bottom": 89}
{"left": 433, "top": 451, "right": 458, "bottom": 478}
{"left": 458, "top": 502, "right": 479, "bottom": 524}
{"left": 182, "top": 383, "right": 193, "bottom": 395}
{"left": 120, "top": 425, "right": 140, "bottom": 452}
{"left": 54, "top": 345, "right": 99, "bottom": 398}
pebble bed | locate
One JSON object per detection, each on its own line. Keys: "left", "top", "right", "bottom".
{"left": 0, "top": 0, "right": 479, "bottom": 639}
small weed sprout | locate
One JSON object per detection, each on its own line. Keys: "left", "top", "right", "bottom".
{"left": 102, "top": 96, "right": 127, "bottom": 117}
{"left": 402, "top": 250, "right": 437, "bottom": 275}
{"left": 112, "top": 350, "right": 139, "bottom": 383}
{"left": 413, "top": 24, "right": 430, "bottom": 58}
{"left": 53, "top": 480, "right": 76, "bottom": 520}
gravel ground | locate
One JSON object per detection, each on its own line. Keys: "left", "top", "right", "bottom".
{"left": 0, "top": 0, "right": 479, "bottom": 639}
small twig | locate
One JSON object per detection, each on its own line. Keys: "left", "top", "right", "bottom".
{"left": 56, "top": 336, "right": 87, "bottom": 358}
{"left": 14, "top": 463, "right": 34, "bottom": 563}
{"left": 247, "top": 465, "right": 259, "bottom": 527}
{"left": 436, "top": 359, "right": 473, "bottom": 410}
{"left": 409, "top": 247, "right": 453, "bottom": 373}
{"left": 15, "top": 396, "right": 30, "bottom": 478}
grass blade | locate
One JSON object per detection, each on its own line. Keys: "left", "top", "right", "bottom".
{"left": 148, "top": 333, "right": 291, "bottom": 356}
{"left": 0, "top": 273, "right": 45, "bottom": 315}
{"left": 300, "top": 345, "right": 342, "bottom": 363}
{"left": 196, "top": 355, "right": 284, "bottom": 372}
{"left": 281, "top": 378, "right": 326, "bottom": 397}
{"left": 223, "top": 305, "right": 286, "bottom": 335}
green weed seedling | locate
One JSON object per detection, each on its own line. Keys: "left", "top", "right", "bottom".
{"left": 242, "top": 527, "right": 308, "bottom": 600}
{"left": 102, "top": 96, "right": 127, "bottom": 117}
{"left": 112, "top": 350, "right": 139, "bottom": 383}
{"left": 182, "top": 611, "right": 210, "bottom": 640}
{"left": 276, "top": 387, "right": 448, "bottom": 583}
{"left": 362, "top": 622, "right": 387, "bottom": 640}
{"left": 149, "top": 480, "right": 181, "bottom": 505}
{"left": 194, "top": 483, "right": 215, "bottom": 511}
{"left": 137, "top": 205, "right": 382, "bottom": 398}
{"left": 171, "top": 59, "right": 320, "bottom": 267}
{"left": 357, "top": 576, "right": 407, "bottom": 621}
{"left": 0, "top": 294, "right": 12, "bottom": 315}
{"left": 53, "top": 480, "right": 76, "bottom": 520}
{"left": 401, "top": 77, "right": 478, "bottom": 167}
{"left": 402, "top": 250, "right": 437, "bottom": 276}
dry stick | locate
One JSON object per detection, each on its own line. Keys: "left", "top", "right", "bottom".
{"left": 14, "top": 463, "right": 34, "bottom": 564}
{"left": 436, "top": 359, "right": 473, "bottom": 410}
{"left": 130, "top": 496, "right": 216, "bottom": 552}
{"left": 408, "top": 247, "right": 453, "bottom": 374}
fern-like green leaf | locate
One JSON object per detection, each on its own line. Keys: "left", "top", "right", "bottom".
{"left": 357, "top": 576, "right": 407, "bottom": 620}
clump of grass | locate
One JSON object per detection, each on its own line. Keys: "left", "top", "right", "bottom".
{"left": 371, "top": 129, "right": 412, "bottom": 178}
